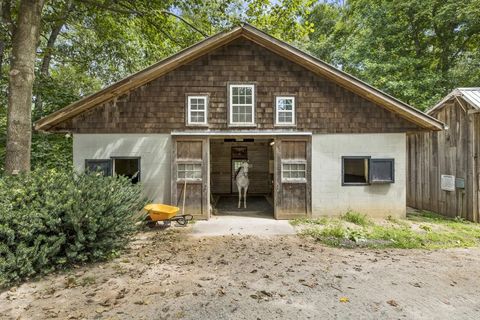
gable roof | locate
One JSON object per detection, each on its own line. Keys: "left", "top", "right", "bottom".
{"left": 35, "top": 23, "right": 443, "bottom": 131}
{"left": 427, "top": 88, "right": 480, "bottom": 115}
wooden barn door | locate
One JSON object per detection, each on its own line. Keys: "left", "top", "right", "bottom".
{"left": 274, "top": 138, "right": 311, "bottom": 219}
{"left": 171, "top": 137, "right": 209, "bottom": 219}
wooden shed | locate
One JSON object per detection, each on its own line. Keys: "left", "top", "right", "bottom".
{"left": 407, "top": 88, "right": 480, "bottom": 222}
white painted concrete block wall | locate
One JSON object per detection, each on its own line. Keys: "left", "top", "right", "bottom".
{"left": 311, "top": 133, "right": 406, "bottom": 218}
{"left": 73, "top": 134, "right": 171, "bottom": 203}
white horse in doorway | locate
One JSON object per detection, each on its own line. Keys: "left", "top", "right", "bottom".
{"left": 235, "top": 161, "right": 250, "bottom": 208}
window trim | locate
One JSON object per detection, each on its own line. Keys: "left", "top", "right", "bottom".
{"left": 275, "top": 96, "right": 296, "bottom": 126}
{"left": 111, "top": 156, "right": 141, "bottom": 183}
{"left": 85, "top": 159, "right": 113, "bottom": 176}
{"left": 369, "top": 158, "right": 395, "bottom": 184}
{"left": 228, "top": 83, "right": 256, "bottom": 126}
{"left": 341, "top": 156, "right": 371, "bottom": 186}
{"left": 186, "top": 95, "right": 208, "bottom": 126}
{"left": 176, "top": 160, "right": 203, "bottom": 182}
{"left": 281, "top": 159, "right": 307, "bottom": 183}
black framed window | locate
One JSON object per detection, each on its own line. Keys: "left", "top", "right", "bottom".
{"left": 342, "top": 156, "right": 370, "bottom": 185}
{"left": 370, "top": 158, "right": 395, "bottom": 183}
{"left": 342, "top": 156, "right": 395, "bottom": 186}
{"left": 85, "top": 159, "right": 112, "bottom": 176}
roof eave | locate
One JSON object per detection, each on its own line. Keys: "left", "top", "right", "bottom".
{"left": 35, "top": 26, "right": 244, "bottom": 131}
{"left": 35, "top": 24, "right": 443, "bottom": 132}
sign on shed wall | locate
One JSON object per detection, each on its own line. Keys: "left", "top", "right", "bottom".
{"left": 441, "top": 174, "right": 455, "bottom": 191}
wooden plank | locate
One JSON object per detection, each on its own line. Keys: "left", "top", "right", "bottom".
{"left": 274, "top": 138, "right": 281, "bottom": 219}
{"left": 172, "top": 137, "right": 209, "bottom": 219}
{"left": 177, "top": 141, "right": 202, "bottom": 159}
{"left": 431, "top": 131, "right": 439, "bottom": 213}
{"left": 171, "top": 136, "right": 178, "bottom": 208}
{"left": 275, "top": 138, "right": 309, "bottom": 219}
{"left": 306, "top": 136, "right": 312, "bottom": 217}
{"left": 475, "top": 114, "right": 480, "bottom": 222}
{"left": 202, "top": 138, "right": 210, "bottom": 219}
{"left": 177, "top": 183, "right": 203, "bottom": 217}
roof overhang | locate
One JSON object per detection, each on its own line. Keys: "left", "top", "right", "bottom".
{"left": 171, "top": 130, "right": 312, "bottom": 136}
{"left": 427, "top": 88, "right": 480, "bottom": 115}
{"left": 35, "top": 24, "right": 443, "bottom": 132}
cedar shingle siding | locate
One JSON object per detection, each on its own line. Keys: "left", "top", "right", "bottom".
{"left": 51, "top": 38, "right": 421, "bottom": 133}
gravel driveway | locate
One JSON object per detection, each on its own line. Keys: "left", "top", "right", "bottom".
{"left": 2, "top": 229, "right": 480, "bottom": 319}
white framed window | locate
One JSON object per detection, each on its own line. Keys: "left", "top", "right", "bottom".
{"left": 275, "top": 96, "right": 295, "bottom": 125}
{"left": 281, "top": 160, "right": 307, "bottom": 183}
{"left": 177, "top": 163, "right": 202, "bottom": 181}
{"left": 229, "top": 84, "right": 255, "bottom": 125}
{"left": 187, "top": 96, "right": 208, "bottom": 125}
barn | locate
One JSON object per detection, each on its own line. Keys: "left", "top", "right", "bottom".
{"left": 35, "top": 24, "right": 442, "bottom": 220}
{"left": 407, "top": 88, "right": 480, "bottom": 222}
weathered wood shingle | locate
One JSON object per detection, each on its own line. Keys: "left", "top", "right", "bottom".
{"left": 52, "top": 38, "right": 422, "bottom": 133}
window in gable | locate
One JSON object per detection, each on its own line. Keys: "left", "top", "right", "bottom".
{"left": 229, "top": 84, "right": 255, "bottom": 125}
{"left": 187, "top": 96, "right": 208, "bottom": 125}
{"left": 275, "top": 96, "right": 295, "bottom": 125}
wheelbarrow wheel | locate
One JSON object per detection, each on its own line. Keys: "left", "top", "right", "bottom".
{"left": 176, "top": 217, "right": 187, "bottom": 226}
{"left": 145, "top": 216, "right": 156, "bottom": 228}
{"left": 163, "top": 220, "right": 172, "bottom": 227}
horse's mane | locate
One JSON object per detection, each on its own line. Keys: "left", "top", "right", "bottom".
{"left": 234, "top": 166, "right": 243, "bottom": 180}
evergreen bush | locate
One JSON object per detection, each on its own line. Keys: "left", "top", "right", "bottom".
{"left": 0, "top": 169, "right": 146, "bottom": 287}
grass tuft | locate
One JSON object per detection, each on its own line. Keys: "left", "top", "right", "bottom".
{"left": 342, "top": 211, "right": 370, "bottom": 226}
{"left": 295, "top": 210, "right": 480, "bottom": 249}
{"left": 290, "top": 217, "right": 328, "bottom": 226}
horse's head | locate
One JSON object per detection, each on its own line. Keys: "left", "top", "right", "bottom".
{"left": 240, "top": 161, "right": 250, "bottom": 174}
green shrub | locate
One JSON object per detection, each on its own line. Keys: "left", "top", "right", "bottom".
{"left": 0, "top": 169, "right": 147, "bottom": 287}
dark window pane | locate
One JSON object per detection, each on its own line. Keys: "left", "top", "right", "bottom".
{"left": 370, "top": 159, "right": 394, "bottom": 183}
{"left": 114, "top": 158, "right": 140, "bottom": 183}
{"left": 85, "top": 160, "right": 112, "bottom": 176}
{"left": 343, "top": 158, "right": 368, "bottom": 184}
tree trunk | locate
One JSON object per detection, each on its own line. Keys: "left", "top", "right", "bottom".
{"left": 5, "top": 0, "right": 45, "bottom": 174}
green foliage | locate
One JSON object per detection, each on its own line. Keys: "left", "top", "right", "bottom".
{"left": 290, "top": 216, "right": 328, "bottom": 226}
{"left": 30, "top": 133, "right": 73, "bottom": 172}
{"left": 307, "top": 0, "right": 480, "bottom": 110}
{"left": 0, "top": 132, "right": 72, "bottom": 175}
{"left": 342, "top": 210, "right": 371, "bottom": 226}
{"left": 297, "top": 211, "right": 480, "bottom": 249}
{"left": 0, "top": 169, "right": 147, "bottom": 287}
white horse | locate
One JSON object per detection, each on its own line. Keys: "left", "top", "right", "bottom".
{"left": 235, "top": 161, "right": 250, "bottom": 209}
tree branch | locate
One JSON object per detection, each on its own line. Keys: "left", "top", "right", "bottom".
{"left": 80, "top": 0, "right": 208, "bottom": 37}
{"left": 160, "top": 10, "right": 208, "bottom": 37}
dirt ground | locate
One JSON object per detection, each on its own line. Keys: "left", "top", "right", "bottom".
{"left": 2, "top": 228, "right": 480, "bottom": 320}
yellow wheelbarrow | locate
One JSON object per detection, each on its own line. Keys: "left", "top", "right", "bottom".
{"left": 144, "top": 204, "right": 193, "bottom": 227}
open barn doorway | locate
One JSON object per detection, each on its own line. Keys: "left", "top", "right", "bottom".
{"left": 210, "top": 138, "right": 275, "bottom": 218}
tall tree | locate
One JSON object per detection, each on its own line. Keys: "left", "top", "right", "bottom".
{"left": 5, "top": 0, "right": 46, "bottom": 174}
{"left": 308, "top": 0, "right": 480, "bottom": 110}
